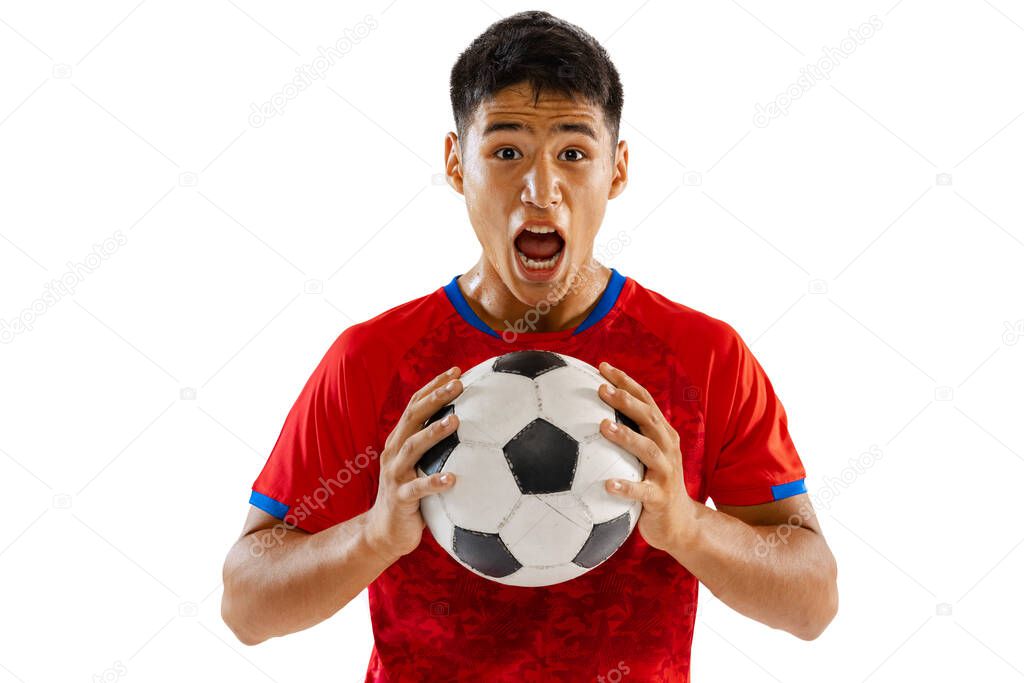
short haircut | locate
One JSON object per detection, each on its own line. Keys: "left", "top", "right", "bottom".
{"left": 449, "top": 11, "right": 624, "bottom": 155}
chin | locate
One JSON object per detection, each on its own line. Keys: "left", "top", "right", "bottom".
{"left": 514, "top": 260, "right": 578, "bottom": 304}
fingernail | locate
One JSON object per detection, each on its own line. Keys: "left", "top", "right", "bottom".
{"left": 445, "top": 380, "right": 457, "bottom": 392}
{"left": 611, "top": 480, "right": 622, "bottom": 490}
{"left": 447, "top": 367, "right": 458, "bottom": 376}
{"left": 605, "top": 384, "right": 616, "bottom": 395}
{"left": 607, "top": 420, "right": 619, "bottom": 432}
{"left": 439, "top": 473, "right": 450, "bottom": 483}
{"left": 440, "top": 414, "right": 451, "bottom": 426}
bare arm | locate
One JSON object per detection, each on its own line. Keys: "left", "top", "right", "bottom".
{"left": 595, "top": 361, "right": 838, "bottom": 641}
{"left": 669, "top": 495, "right": 838, "bottom": 640}
{"left": 220, "top": 507, "right": 395, "bottom": 645}
{"left": 221, "top": 366, "right": 465, "bottom": 645}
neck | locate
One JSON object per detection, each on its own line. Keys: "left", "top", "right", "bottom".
{"left": 457, "top": 256, "right": 612, "bottom": 334}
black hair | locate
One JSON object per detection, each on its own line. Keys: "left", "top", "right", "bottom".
{"left": 449, "top": 11, "right": 624, "bottom": 155}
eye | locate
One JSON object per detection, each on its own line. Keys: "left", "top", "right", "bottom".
{"left": 560, "top": 148, "right": 587, "bottom": 162}
{"left": 495, "top": 147, "right": 522, "bottom": 161}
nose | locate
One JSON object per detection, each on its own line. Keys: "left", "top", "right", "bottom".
{"left": 521, "top": 155, "right": 562, "bottom": 209}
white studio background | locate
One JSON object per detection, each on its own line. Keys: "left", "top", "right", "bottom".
{"left": 1, "top": 1, "right": 1022, "bottom": 681}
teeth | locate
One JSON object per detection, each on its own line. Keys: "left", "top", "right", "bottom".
{"left": 517, "top": 248, "right": 562, "bottom": 271}
{"left": 525, "top": 225, "right": 556, "bottom": 234}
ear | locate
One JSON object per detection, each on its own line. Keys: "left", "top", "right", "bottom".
{"left": 608, "top": 139, "right": 628, "bottom": 200}
{"left": 445, "top": 132, "right": 464, "bottom": 195}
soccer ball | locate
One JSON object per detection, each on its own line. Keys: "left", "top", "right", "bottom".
{"left": 416, "top": 350, "right": 644, "bottom": 587}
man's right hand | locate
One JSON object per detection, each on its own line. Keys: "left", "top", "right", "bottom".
{"left": 364, "top": 365, "right": 464, "bottom": 562}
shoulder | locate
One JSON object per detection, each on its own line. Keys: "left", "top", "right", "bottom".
{"left": 621, "top": 276, "right": 742, "bottom": 357}
{"left": 323, "top": 284, "right": 455, "bottom": 371}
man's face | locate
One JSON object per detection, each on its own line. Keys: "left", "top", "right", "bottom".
{"left": 446, "top": 82, "right": 628, "bottom": 305}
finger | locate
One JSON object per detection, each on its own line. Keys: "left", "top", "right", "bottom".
{"left": 598, "top": 381, "right": 657, "bottom": 433}
{"left": 394, "top": 410, "right": 460, "bottom": 474}
{"left": 385, "top": 366, "right": 459, "bottom": 451}
{"left": 412, "top": 366, "right": 461, "bottom": 403}
{"left": 390, "top": 368, "right": 463, "bottom": 451}
{"left": 598, "top": 361, "right": 661, "bottom": 417}
{"left": 598, "top": 381, "right": 672, "bottom": 449}
{"left": 410, "top": 377, "right": 463, "bottom": 429}
{"left": 605, "top": 477, "right": 659, "bottom": 506}
{"left": 600, "top": 417, "right": 665, "bottom": 475}
{"left": 396, "top": 470, "right": 456, "bottom": 504}
{"left": 598, "top": 361, "right": 675, "bottom": 446}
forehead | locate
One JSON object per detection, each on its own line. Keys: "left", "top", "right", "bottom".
{"left": 470, "top": 83, "right": 605, "bottom": 136}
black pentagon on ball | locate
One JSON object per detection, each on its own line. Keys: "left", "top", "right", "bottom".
{"left": 416, "top": 404, "right": 458, "bottom": 476}
{"left": 615, "top": 409, "right": 640, "bottom": 435}
{"left": 503, "top": 418, "right": 578, "bottom": 494}
{"left": 572, "top": 511, "right": 632, "bottom": 568}
{"left": 453, "top": 527, "right": 522, "bottom": 578}
{"left": 492, "top": 350, "right": 567, "bottom": 379}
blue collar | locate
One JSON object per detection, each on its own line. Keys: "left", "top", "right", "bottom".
{"left": 443, "top": 268, "right": 626, "bottom": 339}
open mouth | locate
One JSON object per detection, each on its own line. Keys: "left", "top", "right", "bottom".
{"left": 513, "top": 225, "right": 566, "bottom": 273}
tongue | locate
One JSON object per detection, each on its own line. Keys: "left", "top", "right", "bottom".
{"left": 515, "top": 232, "right": 563, "bottom": 260}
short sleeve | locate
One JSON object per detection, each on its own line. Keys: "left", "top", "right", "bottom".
{"left": 249, "top": 329, "right": 379, "bottom": 533}
{"left": 707, "top": 325, "right": 806, "bottom": 506}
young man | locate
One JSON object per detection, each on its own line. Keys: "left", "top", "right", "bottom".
{"left": 221, "top": 10, "right": 838, "bottom": 681}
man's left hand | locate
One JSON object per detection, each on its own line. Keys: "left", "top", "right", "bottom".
{"left": 596, "top": 360, "right": 699, "bottom": 554}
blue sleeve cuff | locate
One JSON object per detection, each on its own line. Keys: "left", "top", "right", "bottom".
{"left": 249, "top": 490, "right": 289, "bottom": 519}
{"left": 770, "top": 478, "right": 807, "bottom": 501}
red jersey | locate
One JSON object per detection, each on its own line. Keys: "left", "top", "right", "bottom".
{"left": 249, "top": 268, "right": 807, "bottom": 682}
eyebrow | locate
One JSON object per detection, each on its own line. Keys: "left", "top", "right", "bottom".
{"left": 482, "top": 120, "right": 599, "bottom": 141}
